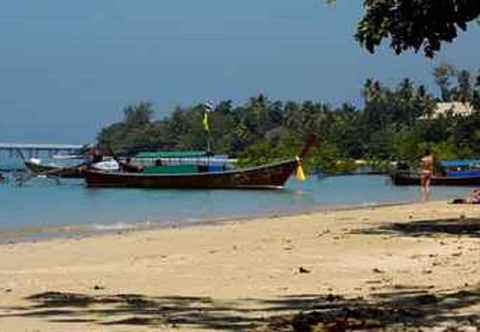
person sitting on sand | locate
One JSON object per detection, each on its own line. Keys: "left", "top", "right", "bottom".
{"left": 451, "top": 189, "right": 480, "bottom": 204}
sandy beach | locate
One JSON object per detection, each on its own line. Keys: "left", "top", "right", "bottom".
{"left": 1, "top": 200, "right": 480, "bottom": 331}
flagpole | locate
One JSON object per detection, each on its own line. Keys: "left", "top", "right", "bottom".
{"left": 203, "top": 101, "right": 214, "bottom": 166}
{"left": 207, "top": 133, "right": 211, "bottom": 155}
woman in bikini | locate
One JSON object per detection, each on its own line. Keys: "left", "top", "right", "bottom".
{"left": 420, "top": 148, "right": 434, "bottom": 201}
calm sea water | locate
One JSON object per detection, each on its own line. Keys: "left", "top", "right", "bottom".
{"left": 0, "top": 174, "right": 470, "bottom": 241}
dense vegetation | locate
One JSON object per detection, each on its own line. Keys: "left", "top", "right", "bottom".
{"left": 98, "top": 64, "right": 480, "bottom": 174}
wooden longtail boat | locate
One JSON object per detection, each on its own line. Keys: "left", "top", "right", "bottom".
{"left": 84, "top": 159, "right": 300, "bottom": 189}
{"left": 24, "top": 161, "right": 84, "bottom": 178}
{"left": 390, "top": 171, "right": 480, "bottom": 186}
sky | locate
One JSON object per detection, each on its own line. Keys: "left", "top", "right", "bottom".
{"left": 1, "top": 1, "right": 479, "bottom": 144}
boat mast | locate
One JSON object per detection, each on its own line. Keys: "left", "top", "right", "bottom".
{"left": 203, "top": 101, "right": 214, "bottom": 161}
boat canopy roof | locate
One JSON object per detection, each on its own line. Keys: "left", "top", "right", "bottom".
{"left": 440, "top": 160, "right": 480, "bottom": 168}
{"left": 136, "top": 151, "right": 207, "bottom": 159}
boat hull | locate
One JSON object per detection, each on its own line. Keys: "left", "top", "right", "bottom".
{"left": 84, "top": 159, "right": 298, "bottom": 189}
{"left": 390, "top": 171, "right": 480, "bottom": 186}
{"left": 25, "top": 161, "right": 84, "bottom": 179}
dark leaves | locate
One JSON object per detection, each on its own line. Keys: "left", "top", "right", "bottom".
{"left": 356, "top": 0, "right": 480, "bottom": 57}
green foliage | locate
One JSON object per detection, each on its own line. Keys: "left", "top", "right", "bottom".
{"left": 355, "top": 0, "right": 480, "bottom": 57}
{"left": 328, "top": 0, "right": 480, "bottom": 57}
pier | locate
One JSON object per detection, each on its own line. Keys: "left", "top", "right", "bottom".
{"left": 0, "top": 143, "right": 84, "bottom": 171}
{"left": 0, "top": 143, "right": 83, "bottom": 158}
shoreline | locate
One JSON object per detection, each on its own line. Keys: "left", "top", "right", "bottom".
{"left": 0, "top": 197, "right": 418, "bottom": 246}
{"left": 2, "top": 200, "right": 480, "bottom": 331}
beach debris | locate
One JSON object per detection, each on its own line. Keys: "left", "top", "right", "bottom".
{"left": 4, "top": 288, "right": 12, "bottom": 293}
{"left": 372, "top": 268, "right": 384, "bottom": 274}
{"left": 93, "top": 285, "right": 105, "bottom": 291}
{"left": 422, "top": 270, "right": 433, "bottom": 274}
{"left": 298, "top": 267, "right": 311, "bottom": 274}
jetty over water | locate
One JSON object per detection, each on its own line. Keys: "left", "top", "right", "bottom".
{"left": 0, "top": 142, "right": 83, "bottom": 159}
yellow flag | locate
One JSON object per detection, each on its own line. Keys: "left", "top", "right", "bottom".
{"left": 295, "top": 156, "right": 306, "bottom": 181}
{"left": 203, "top": 112, "right": 209, "bottom": 132}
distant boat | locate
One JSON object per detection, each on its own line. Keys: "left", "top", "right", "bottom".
{"left": 390, "top": 159, "right": 480, "bottom": 186}
{"left": 83, "top": 159, "right": 299, "bottom": 189}
{"left": 24, "top": 157, "right": 119, "bottom": 179}
{"left": 390, "top": 171, "right": 480, "bottom": 186}
{"left": 24, "top": 159, "right": 85, "bottom": 178}
{"left": 439, "top": 159, "right": 480, "bottom": 177}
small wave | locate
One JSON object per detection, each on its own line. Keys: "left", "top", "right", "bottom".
{"left": 90, "top": 222, "right": 139, "bottom": 231}
{"left": 89, "top": 219, "right": 157, "bottom": 231}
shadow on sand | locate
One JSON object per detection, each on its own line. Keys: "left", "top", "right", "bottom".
{"left": 1, "top": 287, "right": 480, "bottom": 331}
{"left": 354, "top": 217, "right": 480, "bottom": 238}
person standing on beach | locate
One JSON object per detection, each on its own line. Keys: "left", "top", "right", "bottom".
{"left": 420, "top": 148, "right": 434, "bottom": 201}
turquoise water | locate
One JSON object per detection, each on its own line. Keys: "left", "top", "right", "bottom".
{"left": 0, "top": 174, "right": 471, "bottom": 240}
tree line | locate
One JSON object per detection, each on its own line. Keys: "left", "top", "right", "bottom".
{"left": 98, "top": 64, "right": 480, "bottom": 174}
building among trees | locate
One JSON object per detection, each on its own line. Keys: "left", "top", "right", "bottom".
{"left": 422, "top": 102, "right": 474, "bottom": 119}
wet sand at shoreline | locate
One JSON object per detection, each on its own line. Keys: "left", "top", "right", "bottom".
{"left": 1, "top": 200, "right": 480, "bottom": 331}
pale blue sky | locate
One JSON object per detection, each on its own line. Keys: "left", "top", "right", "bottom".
{"left": 1, "top": 1, "right": 479, "bottom": 143}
